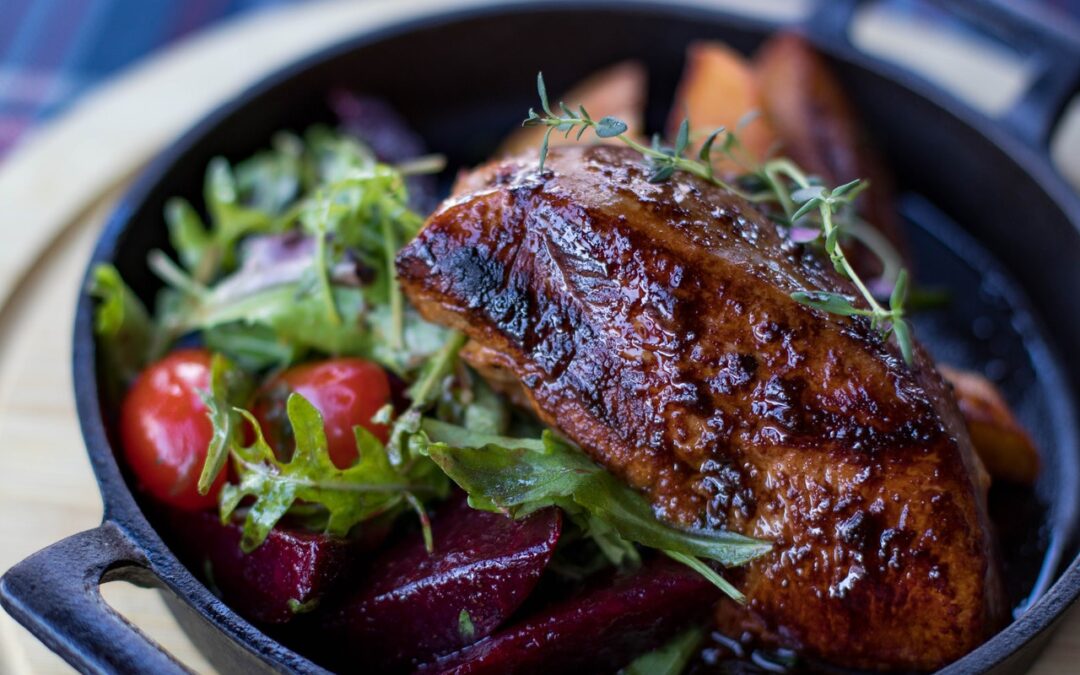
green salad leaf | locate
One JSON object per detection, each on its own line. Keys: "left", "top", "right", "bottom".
{"left": 166, "top": 158, "right": 276, "bottom": 285}
{"left": 196, "top": 353, "right": 253, "bottom": 495}
{"left": 154, "top": 261, "right": 370, "bottom": 360}
{"left": 218, "top": 392, "right": 449, "bottom": 552}
{"left": 621, "top": 626, "right": 704, "bottom": 675}
{"left": 416, "top": 418, "right": 770, "bottom": 601}
{"left": 406, "top": 330, "right": 467, "bottom": 409}
{"left": 234, "top": 131, "right": 305, "bottom": 215}
{"left": 88, "top": 263, "right": 156, "bottom": 392}
{"left": 461, "top": 376, "right": 510, "bottom": 436}
{"left": 304, "top": 125, "right": 378, "bottom": 185}
{"left": 164, "top": 128, "right": 355, "bottom": 285}
{"left": 202, "top": 322, "right": 300, "bottom": 372}
{"left": 147, "top": 127, "right": 445, "bottom": 373}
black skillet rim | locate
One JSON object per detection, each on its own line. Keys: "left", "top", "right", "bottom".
{"left": 69, "top": 1, "right": 1080, "bottom": 673}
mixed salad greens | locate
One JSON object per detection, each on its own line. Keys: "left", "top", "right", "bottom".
{"left": 90, "top": 118, "right": 770, "bottom": 621}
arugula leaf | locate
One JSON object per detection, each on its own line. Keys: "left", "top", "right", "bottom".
{"left": 202, "top": 323, "right": 300, "bottom": 372}
{"left": 174, "top": 134, "right": 309, "bottom": 281}
{"left": 149, "top": 129, "right": 444, "bottom": 372}
{"left": 165, "top": 198, "right": 212, "bottom": 276}
{"left": 88, "top": 263, "right": 155, "bottom": 391}
{"left": 462, "top": 376, "right": 510, "bottom": 436}
{"left": 166, "top": 160, "right": 283, "bottom": 286}
{"left": 664, "top": 551, "right": 744, "bottom": 603}
{"left": 196, "top": 353, "right": 253, "bottom": 495}
{"left": 579, "top": 512, "right": 641, "bottom": 568}
{"left": 366, "top": 303, "right": 449, "bottom": 376}
{"left": 166, "top": 127, "right": 369, "bottom": 288}
{"left": 203, "top": 158, "right": 277, "bottom": 269}
{"left": 303, "top": 125, "right": 378, "bottom": 186}
{"left": 621, "top": 626, "right": 704, "bottom": 675}
{"left": 298, "top": 164, "right": 424, "bottom": 361}
{"left": 416, "top": 419, "right": 770, "bottom": 600}
{"left": 199, "top": 284, "right": 368, "bottom": 357}
{"left": 152, "top": 256, "right": 369, "bottom": 365}
{"left": 218, "top": 393, "right": 449, "bottom": 551}
{"left": 406, "top": 331, "right": 467, "bottom": 408}
{"left": 234, "top": 131, "right": 305, "bottom": 215}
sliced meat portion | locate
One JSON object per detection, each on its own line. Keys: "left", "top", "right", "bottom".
{"left": 396, "top": 145, "right": 1004, "bottom": 671}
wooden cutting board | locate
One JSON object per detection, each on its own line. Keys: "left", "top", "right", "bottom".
{"left": 0, "top": 0, "right": 1076, "bottom": 672}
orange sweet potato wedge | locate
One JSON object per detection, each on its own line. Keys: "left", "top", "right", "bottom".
{"left": 500, "top": 61, "right": 646, "bottom": 157}
{"left": 668, "top": 41, "right": 779, "bottom": 169}
{"left": 940, "top": 365, "right": 1041, "bottom": 485}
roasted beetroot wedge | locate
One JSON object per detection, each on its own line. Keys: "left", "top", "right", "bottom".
{"left": 418, "top": 556, "right": 719, "bottom": 675}
{"left": 318, "top": 496, "right": 562, "bottom": 671}
{"left": 164, "top": 509, "right": 383, "bottom": 624}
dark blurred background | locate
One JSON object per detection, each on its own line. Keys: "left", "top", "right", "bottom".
{"left": 0, "top": 0, "right": 1078, "bottom": 158}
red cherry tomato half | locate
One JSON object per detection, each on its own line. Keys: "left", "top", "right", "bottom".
{"left": 253, "top": 358, "right": 391, "bottom": 469}
{"left": 119, "top": 348, "right": 225, "bottom": 510}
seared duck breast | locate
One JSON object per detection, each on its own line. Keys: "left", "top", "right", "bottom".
{"left": 397, "top": 144, "right": 1004, "bottom": 671}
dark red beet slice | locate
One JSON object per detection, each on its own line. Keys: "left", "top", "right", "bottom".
{"left": 318, "top": 496, "right": 562, "bottom": 672}
{"left": 164, "top": 509, "right": 385, "bottom": 624}
{"left": 417, "top": 556, "right": 719, "bottom": 675}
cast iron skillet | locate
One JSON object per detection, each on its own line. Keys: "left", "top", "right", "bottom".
{"left": 2, "top": 1, "right": 1079, "bottom": 673}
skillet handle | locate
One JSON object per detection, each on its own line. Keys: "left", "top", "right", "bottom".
{"left": 936, "top": 0, "right": 1080, "bottom": 149}
{"left": 0, "top": 520, "right": 190, "bottom": 675}
{"left": 803, "top": 0, "right": 1080, "bottom": 149}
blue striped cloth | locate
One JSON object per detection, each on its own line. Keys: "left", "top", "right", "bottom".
{"left": 0, "top": 0, "right": 298, "bottom": 156}
{"left": 0, "top": 0, "right": 1077, "bottom": 159}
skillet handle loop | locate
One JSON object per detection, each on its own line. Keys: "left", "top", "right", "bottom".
{"left": 803, "top": 0, "right": 1080, "bottom": 149}
{"left": 935, "top": 0, "right": 1080, "bottom": 148}
{"left": 0, "top": 521, "right": 190, "bottom": 675}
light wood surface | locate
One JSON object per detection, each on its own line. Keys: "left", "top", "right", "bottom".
{"left": 0, "top": 0, "right": 1076, "bottom": 673}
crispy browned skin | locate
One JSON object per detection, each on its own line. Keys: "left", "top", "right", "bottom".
{"left": 397, "top": 145, "right": 1005, "bottom": 671}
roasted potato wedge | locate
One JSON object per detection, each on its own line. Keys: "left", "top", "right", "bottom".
{"left": 940, "top": 365, "right": 1040, "bottom": 485}
{"left": 499, "top": 60, "right": 646, "bottom": 157}
{"left": 668, "top": 41, "right": 778, "bottom": 168}
{"left": 756, "top": 32, "right": 907, "bottom": 275}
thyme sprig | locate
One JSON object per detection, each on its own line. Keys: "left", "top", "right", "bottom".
{"left": 522, "top": 73, "right": 914, "bottom": 365}
{"left": 524, "top": 74, "right": 748, "bottom": 196}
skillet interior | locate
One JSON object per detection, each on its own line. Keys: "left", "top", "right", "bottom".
{"left": 77, "top": 4, "right": 1080, "bottom": 673}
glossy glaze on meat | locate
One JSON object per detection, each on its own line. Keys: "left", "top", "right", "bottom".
{"left": 396, "top": 145, "right": 1005, "bottom": 671}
